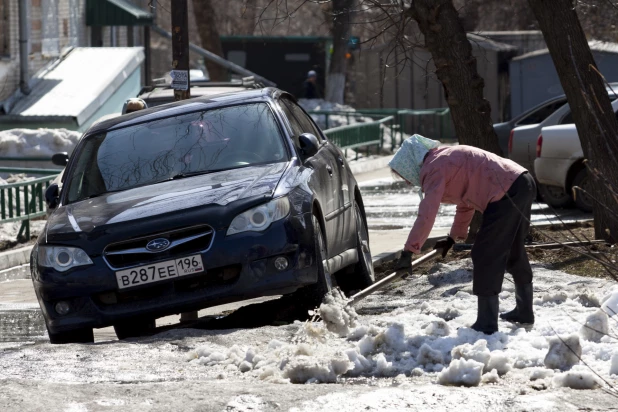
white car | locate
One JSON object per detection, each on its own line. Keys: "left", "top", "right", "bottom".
{"left": 534, "top": 99, "right": 618, "bottom": 212}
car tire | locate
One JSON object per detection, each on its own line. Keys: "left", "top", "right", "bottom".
{"left": 293, "top": 215, "right": 333, "bottom": 309}
{"left": 572, "top": 169, "right": 593, "bottom": 212}
{"left": 538, "top": 184, "right": 574, "bottom": 209}
{"left": 338, "top": 204, "right": 375, "bottom": 295}
{"left": 48, "top": 327, "right": 94, "bottom": 344}
{"left": 113, "top": 318, "right": 156, "bottom": 340}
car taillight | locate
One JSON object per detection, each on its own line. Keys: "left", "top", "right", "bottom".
{"left": 536, "top": 134, "right": 543, "bottom": 158}
{"left": 508, "top": 129, "right": 514, "bottom": 154}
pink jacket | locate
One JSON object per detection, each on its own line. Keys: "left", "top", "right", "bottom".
{"left": 405, "top": 145, "right": 526, "bottom": 253}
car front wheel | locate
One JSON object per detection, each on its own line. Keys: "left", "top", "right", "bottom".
{"left": 293, "top": 215, "right": 333, "bottom": 309}
{"left": 572, "top": 169, "right": 593, "bottom": 212}
{"left": 338, "top": 203, "right": 374, "bottom": 295}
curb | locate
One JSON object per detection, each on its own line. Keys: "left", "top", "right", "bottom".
{"left": 0, "top": 246, "right": 32, "bottom": 271}
{"left": 0, "top": 264, "right": 30, "bottom": 281}
{"left": 349, "top": 155, "right": 394, "bottom": 176}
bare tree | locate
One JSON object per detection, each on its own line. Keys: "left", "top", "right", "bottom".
{"left": 527, "top": 0, "right": 618, "bottom": 241}
{"left": 193, "top": 0, "right": 228, "bottom": 81}
{"left": 325, "top": 0, "right": 353, "bottom": 103}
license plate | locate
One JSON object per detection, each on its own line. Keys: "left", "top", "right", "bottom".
{"left": 115, "top": 254, "right": 204, "bottom": 289}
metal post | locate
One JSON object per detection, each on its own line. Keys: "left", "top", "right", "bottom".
{"left": 144, "top": 25, "right": 152, "bottom": 86}
{"left": 171, "top": 0, "right": 191, "bottom": 102}
{"left": 173, "top": 0, "right": 195, "bottom": 322}
{"left": 18, "top": 0, "right": 30, "bottom": 94}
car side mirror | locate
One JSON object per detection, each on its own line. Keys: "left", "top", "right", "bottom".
{"left": 45, "top": 184, "right": 60, "bottom": 209}
{"left": 52, "top": 152, "right": 69, "bottom": 166}
{"left": 299, "top": 133, "right": 319, "bottom": 159}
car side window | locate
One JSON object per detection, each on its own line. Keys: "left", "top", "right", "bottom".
{"left": 560, "top": 111, "right": 574, "bottom": 125}
{"left": 281, "top": 98, "right": 324, "bottom": 141}
{"left": 516, "top": 100, "right": 566, "bottom": 126}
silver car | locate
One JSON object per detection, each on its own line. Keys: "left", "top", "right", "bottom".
{"left": 508, "top": 84, "right": 618, "bottom": 207}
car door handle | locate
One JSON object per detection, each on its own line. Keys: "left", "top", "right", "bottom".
{"left": 338, "top": 156, "right": 345, "bottom": 167}
{"left": 326, "top": 165, "right": 333, "bottom": 176}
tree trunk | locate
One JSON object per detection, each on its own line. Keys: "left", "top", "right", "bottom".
{"left": 528, "top": 0, "right": 618, "bottom": 241}
{"left": 408, "top": 0, "right": 502, "bottom": 242}
{"left": 193, "top": 0, "right": 227, "bottom": 81}
{"left": 240, "top": 0, "right": 256, "bottom": 35}
{"left": 407, "top": 0, "right": 502, "bottom": 156}
{"left": 325, "top": 0, "right": 353, "bottom": 103}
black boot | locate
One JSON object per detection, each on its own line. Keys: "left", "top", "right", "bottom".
{"left": 500, "top": 283, "right": 534, "bottom": 324}
{"left": 471, "top": 295, "right": 499, "bottom": 334}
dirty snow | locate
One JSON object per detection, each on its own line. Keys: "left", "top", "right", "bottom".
{"left": 0, "top": 128, "right": 80, "bottom": 158}
{"left": 1, "top": 260, "right": 618, "bottom": 410}
{"left": 316, "top": 289, "right": 358, "bottom": 337}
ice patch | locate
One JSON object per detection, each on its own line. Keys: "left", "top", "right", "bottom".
{"left": 438, "top": 358, "right": 484, "bottom": 387}
{"left": 317, "top": 289, "right": 358, "bottom": 337}
{"left": 553, "top": 369, "right": 601, "bottom": 390}
{"left": 544, "top": 334, "right": 582, "bottom": 371}
{"left": 225, "top": 394, "right": 267, "bottom": 411}
{"left": 579, "top": 309, "right": 609, "bottom": 342}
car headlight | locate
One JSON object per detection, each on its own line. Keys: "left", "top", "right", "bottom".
{"left": 38, "top": 246, "right": 93, "bottom": 272}
{"left": 227, "top": 197, "right": 290, "bottom": 236}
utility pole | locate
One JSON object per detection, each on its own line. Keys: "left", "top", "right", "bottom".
{"left": 171, "top": 0, "right": 191, "bottom": 101}
{"left": 172, "top": 0, "right": 195, "bottom": 323}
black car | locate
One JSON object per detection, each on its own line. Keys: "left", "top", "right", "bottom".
{"left": 33, "top": 88, "right": 374, "bottom": 343}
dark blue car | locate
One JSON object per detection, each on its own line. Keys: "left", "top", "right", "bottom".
{"left": 33, "top": 88, "right": 374, "bottom": 343}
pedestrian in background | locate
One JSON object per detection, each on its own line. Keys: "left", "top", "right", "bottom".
{"left": 302, "top": 70, "right": 320, "bottom": 99}
{"left": 391, "top": 135, "right": 536, "bottom": 334}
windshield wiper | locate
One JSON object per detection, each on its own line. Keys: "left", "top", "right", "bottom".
{"left": 168, "top": 170, "right": 214, "bottom": 181}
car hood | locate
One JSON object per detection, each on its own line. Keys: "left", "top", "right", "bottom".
{"left": 46, "top": 162, "right": 288, "bottom": 235}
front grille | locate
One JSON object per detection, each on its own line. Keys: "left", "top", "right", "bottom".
{"left": 94, "top": 264, "right": 241, "bottom": 306}
{"left": 103, "top": 225, "right": 215, "bottom": 269}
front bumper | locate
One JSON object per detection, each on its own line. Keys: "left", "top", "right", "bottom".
{"left": 32, "top": 212, "right": 317, "bottom": 333}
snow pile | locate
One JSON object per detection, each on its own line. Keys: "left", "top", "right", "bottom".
{"left": 316, "top": 289, "right": 357, "bottom": 337}
{"left": 553, "top": 368, "right": 601, "bottom": 390}
{"left": 579, "top": 309, "right": 609, "bottom": 342}
{"left": 225, "top": 395, "right": 267, "bottom": 411}
{"left": 0, "top": 128, "right": 80, "bottom": 157}
{"left": 601, "top": 287, "right": 618, "bottom": 317}
{"left": 185, "top": 261, "right": 616, "bottom": 390}
{"left": 544, "top": 334, "right": 582, "bottom": 371}
{"left": 437, "top": 358, "right": 484, "bottom": 387}
{"left": 611, "top": 354, "right": 618, "bottom": 376}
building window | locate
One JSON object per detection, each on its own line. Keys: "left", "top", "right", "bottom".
{"left": 0, "top": 0, "right": 9, "bottom": 57}
{"left": 42, "top": 0, "right": 60, "bottom": 56}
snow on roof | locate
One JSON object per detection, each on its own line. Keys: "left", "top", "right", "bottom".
{"left": 513, "top": 40, "right": 618, "bottom": 61}
{"left": 8, "top": 47, "right": 144, "bottom": 126}
{"left": 465, "top": 33, "right": 518, "bottom": 52}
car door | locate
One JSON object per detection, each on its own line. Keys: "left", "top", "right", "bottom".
{"left": 278, "top": 97, "right": 347, "bottom": 258}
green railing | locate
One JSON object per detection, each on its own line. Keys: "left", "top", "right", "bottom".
{"left": 0, "top": 167, "right": 61, "bottom": 240}
{"left": 310, "top": 107, "right": 454, "bottom": 149}
{"left": 322, "top": 116, "right": 395, "bottom": 159}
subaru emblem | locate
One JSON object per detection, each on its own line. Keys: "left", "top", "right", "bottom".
{"left": 146, "top": 238, "right": 171, "bottom": 252}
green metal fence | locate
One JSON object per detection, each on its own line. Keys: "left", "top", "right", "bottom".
{"left": 322, "top": 116, "right": 395, "bottom": 159}
{"left": 0, "top": 168, "right": 61, "bottom": 240}
{"left": 309, "top": 107, "right": 454, "bottom": 148}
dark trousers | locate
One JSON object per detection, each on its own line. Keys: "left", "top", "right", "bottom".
{"left": 471, "top": 173, "right": 537, "bottom": 296}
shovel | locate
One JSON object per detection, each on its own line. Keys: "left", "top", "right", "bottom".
{"left": 347, "top": 248, "right": 442, "bottom": 306}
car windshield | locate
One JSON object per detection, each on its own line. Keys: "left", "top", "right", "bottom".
{"left": 65, "top": 103, "right": 288, "bottom": 203}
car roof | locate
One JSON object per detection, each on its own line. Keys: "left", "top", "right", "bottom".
{"left": 86, "top": 87, "right": 288, "bottom": 135}
{"left": 137, "top": 81, "right": 263, "bottom": 107}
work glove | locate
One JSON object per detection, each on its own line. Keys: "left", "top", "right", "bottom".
{"left": 395, "top": 250, "right": 413, "bottom": 275}
{"left": 434, "top": 236, "right": 455, "bottom": 258}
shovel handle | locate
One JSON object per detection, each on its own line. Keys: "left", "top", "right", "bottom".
{"left": 348, "top": 249, "right": 441, "bottom": 306}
